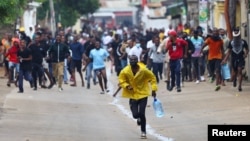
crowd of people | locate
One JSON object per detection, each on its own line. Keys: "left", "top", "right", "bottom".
{"left": 0, "top": 22, "right": 249, "bottom": 138}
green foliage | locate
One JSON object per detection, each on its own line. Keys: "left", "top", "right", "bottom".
{"left": 63, "top": 0, "right": 100, "bottom": 15}
{"left": 37, "top": 0, "right": 100, "bottom": 27}
{"left": 0, "top": 0, "right": 28, "bottom": 25}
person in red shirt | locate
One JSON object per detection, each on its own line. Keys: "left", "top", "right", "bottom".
{"left": 166, "top": 30, "right": 188, "bottom": 92}
{"left": 5, "top": 41, "right": 20, "bottom": 87}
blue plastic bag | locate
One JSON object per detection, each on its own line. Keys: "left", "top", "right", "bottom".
{"left": 152, "top": 98, "right": 164, "bottom": 118}
{"left": 221, "top": 64, "right": 231, "bottom": 80}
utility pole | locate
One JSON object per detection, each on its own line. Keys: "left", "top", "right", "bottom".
{"left": 49, "top": 0, "right": 56, "bottom": 38}
{"left": 247, "top": 0, "right": 250, "bottom": 81}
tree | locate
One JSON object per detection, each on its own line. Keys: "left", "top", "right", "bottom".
{"left": 37, "top": 0, "right": 100, "bottom": 27}
{"left": 0, "top": 0, "right": 28, "bottom": 25}
{"left": 63, "top": 0, "right": 100, "bottom": 15}
{"left": 224, "top": 0, "right": 237, "bottom": 40}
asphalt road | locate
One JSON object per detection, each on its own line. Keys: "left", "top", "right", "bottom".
{"left": 0, "top": 66, "right": 250, "bottom": 141}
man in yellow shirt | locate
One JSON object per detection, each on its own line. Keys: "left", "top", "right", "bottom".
{"left": 118, "top": 55, "right": 158, "bottom": 139}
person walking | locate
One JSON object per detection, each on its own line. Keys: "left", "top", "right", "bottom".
{"left": 222, "top": 27, "right": 249, "bottom": 91}
{"left": 118, "top": 55, "right": 157, "bottom": 139}
{"left": 48, "top": 34, "right": 70, "bottom": 92}
{"left": 17, "top": 40, "right": 33, "bottom": 93}
{"left": 89, "top": 40, "right": 109, "bottom": 94}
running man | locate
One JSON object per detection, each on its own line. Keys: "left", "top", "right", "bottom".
{"left": 89, "top": 40, "right": 109, "bottom": 94}
{"left": 222, "top": 27, "right": 249, "bottom": 91}
{"left": 118, "top": 55, "right": 157, "bottom": 139}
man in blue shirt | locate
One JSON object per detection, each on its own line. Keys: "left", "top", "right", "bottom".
{"left": 89, "top": 40, "right": 109, "bottom": 94}
{"left": 69, "top": 35, "right": 85, "bottom": 87}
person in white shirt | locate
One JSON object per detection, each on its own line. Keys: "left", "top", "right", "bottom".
{"left": 102, "top": 31, "right": 113, "bottom": 51}
{"left": 157, "top": 32, "right": 171, "bottom": 89}
{"left": 149, "top": 36, "right": 165, "bottom": 83}
{"left": 128, "top": 42, "right": 143, "bottom": 62}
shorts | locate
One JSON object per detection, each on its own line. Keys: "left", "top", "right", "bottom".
{"left": 208, "top": 59, "right": 221, "bottom": 72}
{"left": 71, "top": 59, "right": 82, "bottom": 72}
{"left": 8, "top": 61, "right": 20, "bottom": 73}
{"left": 231, "top": 58, "right": 245, "bottom": 71}
{"left": 94, "top": 67, "right": 105, "bottom": 74}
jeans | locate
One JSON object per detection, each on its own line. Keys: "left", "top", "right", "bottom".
{"left": 170, "top": 59, "right": 181, "bottom": 88}
{"left": 48, "top": 62, "right": 53, "bottom": 77}
{"left": 129, "top": 97, "right": 148, "bottom": 133}
{"left": 120, "top": 59, "right": 127, "bottom": 69}
{"left": 19, "top": 69, "right": 33, "bottom": 92}
{"left": 63, "top": 59, "right": 68, "bottom": 82}
{"left": 86, "top": 62, "right": 96, "bottom": 85}
{"left": 32, "top": 63, "right": 44, "bottom": 88}
{"left": 192, "top": 57, "right": 201, "bottom": 80}
{"left": 152, "top": 62, "right": 163, "bottom": 83}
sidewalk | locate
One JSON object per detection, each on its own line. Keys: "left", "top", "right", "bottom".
{"left": 0, "top": 67, "right": 14, "bottom": 117}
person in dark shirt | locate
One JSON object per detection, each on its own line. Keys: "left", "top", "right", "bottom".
{"left": 17, "top": 40, "right": 33, "bottom": 93}
{"left": 48, "top": 34, "right": 70, "bottom": 92}
{"left": 83, "top": 36, "right": 97, "bottom": 89}
{"left": 110, "top": 34, "right": 122, "bottom": 76}
{"left": 29, "top": 33, "right": 47, "bottom": 90}
{"left": 181, "top": 32, "right": 195, "bottom": 82}
{"left": 222, "top": 27, "right": 249, "bottom": 91}
{"left": 40, "top": 32, "right": 54, "bottom": 88}
{"left": 69, "top": 34, "right": 85, "bottom": 87}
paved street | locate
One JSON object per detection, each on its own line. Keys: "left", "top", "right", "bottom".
{"left": 0, "top": 66, "right": 250, "bottom": 141}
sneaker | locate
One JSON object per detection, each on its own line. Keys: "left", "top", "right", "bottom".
{"left": 209, "top": 77, "right": 214, "bottom": 83}
{"left": 200, "top": 76, "right": 205, "bottom": 81}
{"left": 168, "top": 86, "right": 174, "bottom": 91}
{"left": 33, "top": 87, "right": 37, "bottom": 91}
{"left": 165, "top": 80, "right": 170, "bottom": 90}
{"left": 141, "top": 132, "right": 147, "bottom": 139}
{"left": 17, "top": 91, "right": 23, "bottom": 93}
{"left": 58, "top": 87, "right": 63, "bottom": 92}
{"left": 48, "top": 83, "right": 54, "bottom": 89}
{"left": 100, "top": 91, "right": 105, "bottom": 94}
{"left": 137, "top": 118, "right": 141, "bottom": 126}
{"left": 106, "top": 89, "right": 110, "bottom": 93}
{"left": 215, "top": 85, "right": 221, "bottom": 91}
{"left": 238, "top": 87, "right": 242, "bottom": 92}
{"left": 29, "top": 81, "right": 33, "bottom": 88}
{"left": 177, "top": 87, "right": 181, "bottom": 92}
{"left": 40, "top": 85, "right": 47, "bottom": 89}
{"left": 195, "top": 80, "right": 200, "bottom": 84}
{"left": 93, "top": 79, "right": 97, "bottom": 85}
